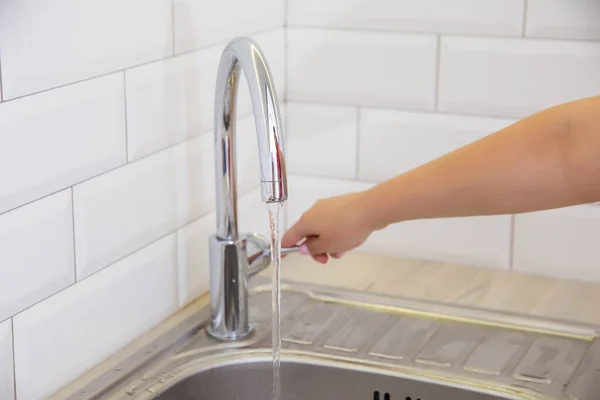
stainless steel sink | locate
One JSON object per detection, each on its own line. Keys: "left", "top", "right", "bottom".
{"left": 151, "top": 356, "right": 516, "bottom": 400}
{"left": 54, "top": 278, "right": 600, "bottom": 400}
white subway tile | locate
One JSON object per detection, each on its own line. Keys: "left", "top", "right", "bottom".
{"left": 288, "top": 29, "right": 437, "bottom": 110}
{"left": 289, "top": 0, "right": 524, "bottom": 36}
{"left": 0, "top": 191, "right": 74, "bottom": 322}
{"left": 526, "top": 0, "right": 600, "bottom": 41}
{"left": 177, "top": 212, "right": 215, "bottom": 307}
{"left": 126, "top": 29, "right": 286, "bottom": 161}
{"left": 73, "top": 134, "right": 213, "bottom": 279}
{"left": 287, "top": 175, "right": 511, "bottom": 269}
{"left": 439, "top": 37, "right": 600, "bottom": 117}
{"left": 359, "top": 109, "right": 516, "bottom": 181}
{"left": 513, "top": 205, "right": 600, "bottom": 281}
{"left": 125, "top": 45, "right": 225, "bottom": 161}
{"left": 177, "top": 189, "right": 275, "bottom": 306}
{"left": 0, "top": 319, "right": 14, "bottom": 400}
{"left": 287, "top": 102, "right": 358, "bottom": 179}
{"left": 365, "top": 216, "right": 512, "bottom": 269}
{"left": 13, "top": 235, "right": 178, "bottom": 400}
{"left": 0, "top": 0, "right": 172, "bottom": 99}
{"left": 173, "top": 0, "right": 284, "bottom": 53}
{"left": 0, "top": 73, "right": 126, "bottom": 215}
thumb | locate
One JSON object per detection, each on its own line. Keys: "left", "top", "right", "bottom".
{"left": 281, "top": 218, "right": 307, "bottom": 248}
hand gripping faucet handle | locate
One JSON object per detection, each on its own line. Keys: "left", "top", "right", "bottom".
{"left": 246, "top": 233, "right": 299, "bottom": 278}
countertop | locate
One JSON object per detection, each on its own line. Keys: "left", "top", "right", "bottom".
{"left": 262, "top": 251, "right": 600, "bottom": 326}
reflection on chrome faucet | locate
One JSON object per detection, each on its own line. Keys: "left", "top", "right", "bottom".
{"left": 208, "top": 37, "right": 288, "bottom": 341}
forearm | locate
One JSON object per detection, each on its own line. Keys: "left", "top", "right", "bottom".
{"left": 364, "top": 96, "right": 600, "bottom": 229}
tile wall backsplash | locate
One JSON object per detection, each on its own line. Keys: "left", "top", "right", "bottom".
{"left": 0, "top": 0, "right": 599, "bottom": 397}
{"left": 285, "top": 0, "right": 600, "bottom": 284}
{"left": 0, "top": 1, "right": 283, "bottom": 397}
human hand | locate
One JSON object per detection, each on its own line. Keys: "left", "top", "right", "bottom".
{"left": 281, "top": 191, "right": 374, "bottom": 264}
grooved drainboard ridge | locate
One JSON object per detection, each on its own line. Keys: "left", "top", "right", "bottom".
{"left": 262, "top": 290, "right": 600, "bottom": 400}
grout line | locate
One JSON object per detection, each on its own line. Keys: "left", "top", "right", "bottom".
{"left": 0, "top": 26, "right": 282, "bottom": 105}
{"left": 286, "top": 99, "right": 521, "bottom": 121}
{"left": 123, "top": 73, "right": 130, "bottom": 162}
{"left": 522, "top": 0, "right": 529, "bottom": 38}
{"left": 288, "top": 23, "right": 600, "bottom": 44}
{"left": 355, "top": 107, "right": 361, "bottom": 180}
{"left": 70, "top": 188, "right": 78, "bottom": 282}
{"left": 434, "top": 34, "right": 441, "bottom": 111}
{"left": 509, "top": 214, "right": 516, "bottom": 270}
{"left": 11, "top": 318, "right": 17, "bottom": 399}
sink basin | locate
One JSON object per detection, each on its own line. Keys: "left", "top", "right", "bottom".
{"left": 54, "top": 278, "right": 600, "bottom": 400}
{"left": 154, "top": 356, "right": 516, "bottom": 400}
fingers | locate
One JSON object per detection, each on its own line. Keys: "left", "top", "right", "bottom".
{"left": 313, "top": 253, "right": 328, "bottom": 264}
{"left": 281, "top": 217, "right": 307, "bottom": 248}
{"left": 299, "top": 242, "right": 328, "bottom": 264}
{"left": 331, "top": 252, "right": 346, "bottom": 259}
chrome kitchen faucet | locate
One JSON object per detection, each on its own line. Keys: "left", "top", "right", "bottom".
{"left": 208, "top": 37, "right": 288, "bottom": 341}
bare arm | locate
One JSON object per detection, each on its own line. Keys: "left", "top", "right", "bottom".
{"left": 282, "top": 96, "right": 600, "bottom": 262}
{"left": 365, "top": 95, "right": 600, "bottom": 230}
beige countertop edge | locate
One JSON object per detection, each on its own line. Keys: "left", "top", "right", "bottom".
{"left": 263, "top": 251, "right": 600, "bottom": 327}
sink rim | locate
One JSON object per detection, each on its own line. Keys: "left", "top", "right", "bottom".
{"left": 52, "top": 278, "right": 600, "bottom": 400}
{"left": 131, "top": 349, "right": 542, "bottom": 400}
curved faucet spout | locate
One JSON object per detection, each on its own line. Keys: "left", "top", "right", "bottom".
{"left": 209, "top": 37, "right": 287, "bottom": 341}
{"left": 214, "top": 37, "right": 288, "bottom": 241}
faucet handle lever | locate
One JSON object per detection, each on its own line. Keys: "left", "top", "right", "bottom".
{"left": 246, "top": 233, "right": 298, "bottom": 278}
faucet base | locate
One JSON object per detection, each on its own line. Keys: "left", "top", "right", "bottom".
{"left": 208, "top": 235, "right": 254, "bottom": 341}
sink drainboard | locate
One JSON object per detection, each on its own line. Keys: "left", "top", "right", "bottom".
{"left": 54, "top": 280, "right": 600, "bottom": 400}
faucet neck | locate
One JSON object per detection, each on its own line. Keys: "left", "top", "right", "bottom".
{"left": 208, "top": 37, "right": 287, "bottom": 341}
{"left": 213, "top": 38, "right": 287, "bottom": 241}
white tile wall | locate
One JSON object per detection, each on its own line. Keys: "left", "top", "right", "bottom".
{"left": 289, "top": 0, "right": 525, "bottom": 37}
{"left": 526, "top": 0, "right": 600, "bottom": 41}
{"left": 125, "top": 44, "right": 226, "bottom": 161}
{"left": 0, "top": 319, "right": 14, "bottom": 400}
{"left": 125, "top": 28, "right": 285, "bottom": 161}
{"left": 0, "top": 73, "right": 126, "bottom": 215}
{"left": 286, "top": 102, "right": 358, "bottom": 179}
{"left": 359, "top": 109, "right": 516, "bottom": 181}
{"left": 0, "top": 0, "right": 173, "bottom": 99}
{"left": 13, "top": 234, "right": 178, "bottom": 399}
{"left": 287, "top": 28, "right": 437, "bottom": 109}
{"left": 365, "top": 217, "right": 512, "bottom": 269}
{"left": 72, "top": 134, "right": 213, "bottom": 279}
{"left": 0, "top": 191, "right": 74, "bottom": 322}
{"left": 287, "top": 175, "right": 511, "bottom": 269}
{"left": 0, "top": 0, "right": 287, "bottom": 395}
{"left": 513, "top": 205, "right": 600, "bottom": 282}
{"left": 173, "top": 0, "right": 284, "bottom": 53}
{"left": 439, "top": 36, "right": 600, "bottom": 118}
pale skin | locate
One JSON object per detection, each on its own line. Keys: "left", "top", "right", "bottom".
{"left": 281, "top": 95, "right": 600, "bottom": 264}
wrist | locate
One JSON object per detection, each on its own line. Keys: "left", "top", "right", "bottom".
{"left": 359, "top": 185, "right": 392, "bottom": 232}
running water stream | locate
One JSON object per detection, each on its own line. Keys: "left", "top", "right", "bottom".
{"left": 267, "top": 202, "right": 283, "bottom": 400}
